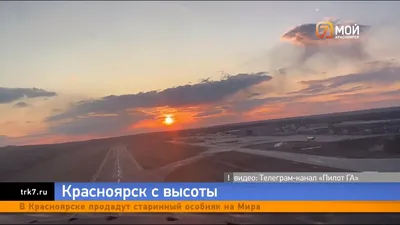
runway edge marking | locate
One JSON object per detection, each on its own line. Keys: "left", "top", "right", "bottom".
{"left": 122, "top": 145, "right": 143, "bottom": 170}
{"left": 91, "top": 147, "right": 113, "bottom": 182}
{"left": 68, "top": 147, "right": 114, "bottom": 221}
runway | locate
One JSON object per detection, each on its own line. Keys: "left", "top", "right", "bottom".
{"left": 0, "top": 134, "right": 399, "bottom": 224}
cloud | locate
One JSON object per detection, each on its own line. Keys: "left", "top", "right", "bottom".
{"left": 288, "top": 85, "right": 369, "bottom": 95}
{"left": 229, "top": 64, "right": 400, "bottom": 117}
{"left": 48, "top": 112, "right": 148, "bottom": 136}
{"left": 298, "top": 66, "right": 400, "bottom": 90}
{"left": 229, "top": 95, "right": 304, "bottom": 113}
{"left": 235, "top": 88, "right": 400, "bottom": 122}
{"left": 335, "top": 88, "right": 400, "bottom": 100}
{"left": 382, "top": 89, "right": 400, "bottom": 97}
{"left": 281, "top": 22, "right": 370, "bottom": 45}
{"left": 266, "top": 20, "right": 374, "bottom": 75}
{"left": 46, "top": 73, "right": 271, "bottom": 121}
{"left": 45, "top": 67, "right": 396, "bottom": 137}
{"left": 0, "top": 87, "right": 57, "bottom": 104}
{"left": 13, "top": 102, "right": 29, "bottom": 108}
{"left": 194, "top": 108, "right": 223, "bottom": 118}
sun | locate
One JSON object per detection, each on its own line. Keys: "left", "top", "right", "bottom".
{"left": 163, "top": 115, "right": 175, "bottom": 126}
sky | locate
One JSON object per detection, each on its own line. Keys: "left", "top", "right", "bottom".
{"left": 1, "top": 1, "right": 400, "bottom": 146}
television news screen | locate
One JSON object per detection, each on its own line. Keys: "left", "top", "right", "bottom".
{"left": 1, "top": 1, "right": 400, "bottom": 224}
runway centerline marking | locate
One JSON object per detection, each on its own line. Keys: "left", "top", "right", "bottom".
{"left": 117, "top": 146, "right": 122, "bottom": 183}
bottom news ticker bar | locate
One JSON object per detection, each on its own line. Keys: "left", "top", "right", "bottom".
{"left": 2, "top": 182, "right": 400, "bottom": 201}
{"left": 1, "top": 201, "right": 400, "bottom": 213}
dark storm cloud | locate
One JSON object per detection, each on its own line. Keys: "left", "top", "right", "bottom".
{"left": 46, "top": 72, "right": 271, "bottom": 121}
{"left": 13, "top": 102, "right": 29, "bottom": 108}
{"left": 299, "top": 66, "right": 400, "bottom": 90}
{"left": 0, "top": 87, "right": 57, "bottom": 104}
